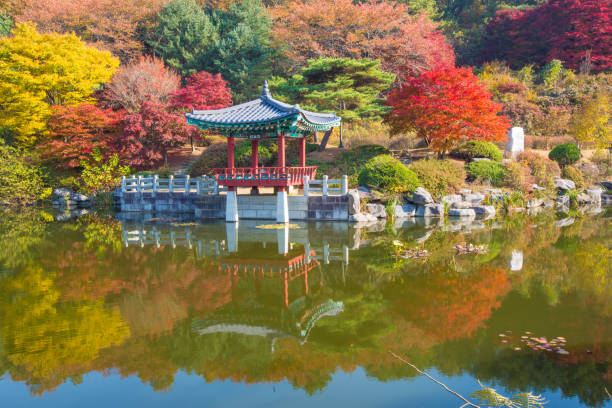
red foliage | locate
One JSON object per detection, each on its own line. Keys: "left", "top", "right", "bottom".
{"left": 482, "top": 0, "right": 612, "bottom": 72}
{"left": 272, "top": 0, "right": 455, "bottom": 80}
{"left": 169, "top": 71, "right": 233, "bottom": 111}
{"left": 38, "top": 104, "right": 123, "bottom": 168}
{"left": 119, "top": 99, "right": 196, "bottom": 168}
{"left": 103, "top": 55, "right": 181, "bottom": 113}
{"left": 386, "top": 66, "right": 511, "bottom": 154}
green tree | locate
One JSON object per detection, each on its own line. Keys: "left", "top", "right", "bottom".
{"left": 148, "top": 0, "right": 217, "bottom": 76}
{"left": 0, "top": 23, "right": 119, "bottom": 146}
{"left": 78, "top": 149, "right": 131, "bottom": 195}
{"left": 0, "top": 141, "right": 50, "bottom": 206}
{"left": 0, "top": 11, "right": 12, "bottom": 36}
{"left": 271, "top": 58, "right": 395, "bottom": 123}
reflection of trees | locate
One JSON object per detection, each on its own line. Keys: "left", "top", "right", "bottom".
{"left": 0, "top": 209, "right": 51, "bottom": 269}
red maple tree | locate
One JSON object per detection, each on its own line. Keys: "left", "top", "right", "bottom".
{"left": 482, "top": 0, "right": 612, "bottom": 73}
{"left": 386, "top": 66, "right": 510, "bottom": 155}
{"left": 118, "top": 99, "right": 197, "bottom": 168}
{"left": 169, "top": 71, "right": 232, "bottom": 111}
{"left": 38, "top": 104, "right": 123, "bottom": 168}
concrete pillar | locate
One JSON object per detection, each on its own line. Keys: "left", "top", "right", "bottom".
{"left": 276, "top": 189, "right": 289, "bottom": 223}
{"left": 226, "top": 222, "right": 238, "bottom": 253}
{"left": 277, "top": 224, "right": 289, "bottom": 255}
{"left": 226, "top": 188, "right": 239, "bottom": 222}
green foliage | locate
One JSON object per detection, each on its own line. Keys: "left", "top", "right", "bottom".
{"left": 188, "top": 142, "right": 227, "bottom": 176}
{"left": 235, "top": 140, "right": 273, "bottom": 167}
{"left": 548, "top": 143, "right": 581, "bottom": 166}
{"left": 0, "top": 11, "right": 12, "bottom": 37}
{"left": 408, "top": 158, "right": 466, "bottom": 198}
{"left": 465, "top": 160, "right": 505, "bottom": 186}
{"left": 148, "top": 0, "right": 216, "bottom": 76}
{"left": 270, "top": 58, "right": 395, "bottom": 122}
{"left": 451, "top": 140, "right": 502, "bottom": 162}
{"left": 540, "top": 59, "right": 565, "bottom": 89}
{"left": 562, "top": 165, "right": 585, "bottom": 189}
{"left": 0, "top": 142, "right": 50, "bottom": 206}
{"left": 78, "top": 149, "right": 130, "bottom": 195}
{"left": 472, "top": 382, "right": 546, "bottom": 407}
{"left": 358, "top": 155, "right": 419, "bottom": 193}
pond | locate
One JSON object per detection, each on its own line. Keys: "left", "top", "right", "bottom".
{"left": 0, "top": 208, "right": 611, "bottom": 408}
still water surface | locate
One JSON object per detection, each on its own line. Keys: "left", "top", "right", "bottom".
{"left": 0, "top": 209, "right": 611, "bottom": 407}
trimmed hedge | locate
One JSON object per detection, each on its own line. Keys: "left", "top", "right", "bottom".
{"left": 358, "top": 155, "right": 419, "bottom": 193}
{"left": 451, "top": 141, "right": 502, "bottom": 162}
{"left": 548, "top": 143, "right": 581, "bottom": 167}
{"left": 465, "top": 160, "right": 504, "bottom": 186}
{"left": 408, "top": 158, "right": 466, "bottom": 198}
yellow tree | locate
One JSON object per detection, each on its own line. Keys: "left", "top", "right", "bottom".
{"left": 571, "top": 92, "right": 611, "bottom": 150}
{"left": 0, "top": 23, "right": 119, "bottom": 146}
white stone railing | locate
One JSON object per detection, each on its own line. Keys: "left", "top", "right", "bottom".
{"left": 303, "top": 175, "right": 348, "bottom": 196}
{"left": 121, "top": 174, "right": 227, "bottom": 195}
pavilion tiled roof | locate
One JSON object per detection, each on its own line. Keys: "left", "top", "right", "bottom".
{"left": 185, "top": 81, "right": 341, "bottom": 134}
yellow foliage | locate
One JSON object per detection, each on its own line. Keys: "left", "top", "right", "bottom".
{"left": 571, "top": 92, "right": 611, "bottom": 149}
{"left": 0, "top": 23, "right": 119, "bottom": 146}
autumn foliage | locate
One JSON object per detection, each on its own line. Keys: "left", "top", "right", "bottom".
{"left": 386, "top": 66, "right": 510, "bottom": 154}
{"left": 169, "top": 71, "right": 232, "bottom": 111}
{"left": 272, "top": 0, "right": 455, "bottom": 80}
{"left": 481, "top": 0, "right": 612, "bottom": 73}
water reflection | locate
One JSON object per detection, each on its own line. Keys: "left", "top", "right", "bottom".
{"left": 0, "top": 209, "right": 610, "bottom": 406}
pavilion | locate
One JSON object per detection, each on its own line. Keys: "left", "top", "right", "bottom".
{"left": 185, "top": 81, "right": 341, "bottom": 223}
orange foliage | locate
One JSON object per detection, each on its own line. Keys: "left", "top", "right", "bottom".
{"left": 271, "top": 0, "right": 455, "bottom": 80}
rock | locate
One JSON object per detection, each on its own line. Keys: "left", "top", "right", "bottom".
{"left": 485, "top": 188, "right": 502, "bottom": 194}
{"left": 556, "top": 195, "right": 570, "bottom": 206}
{"left": 347, "top": 190, "right": 360, "bottom": 215}
{"left": 349, "top": 213, "right": 377, "bottom": 223}
{"left": 472, "top": 157, "right": 491, "bottom": 162}
{"left": 70, "top": 193, "right": 89, "bottom": 202}
{"left": 357, "top": 185, "right": 370, "bottom": 193}
{"left": 449, "top": 208, "right": 476, "bottom": 217}
{"left": 463, "top": 193, "right": 485, "bottom": 205}
{"left": 527, "top": 198, "right": 543, "bottom": 208}
{"left": 52, "top": 188, "right": 72, "bottom": 199}
{"left": 451, "top": 201, "right": 471, "bottom": 209}
{"left": 415, "top": 203, "right": 444, "bottom": 217}
{"left": 576, "top": 192, "right": 594, "bottom": 204}
{"left": 554, "top": 178, "right": 576, "bottom": 190}
{"left": 586, "top": 187, "right": 603, "bottom": 204}
{"left": 505, "top": 126, "right": 524, "bottom": 156}
{"left": 600, "top": 181, "right": 612, "bottom": 190}
{"left": 357, "top": 189, "right": 375, "bottom": 200}
{"left": 458, "top": 189, "right": 472, "bottom": 195}
{"left": 406, "top": 187, "right": 434, "bottom": 205}
{"left": 555, "top": 217, "right": 575, "bottom": 227}
{"left": 366, "top": 203, "right": 387, "bottom": 218}
{"left": 394, "top": 203, "right": 416, "bottom": 218}
{"left": 441, "top": 194, "right": 462, "bottom": 205}
{"left": 531, "top": 184, "right": 546, "bottom": 191}
{"left": 472, "top": 205, "right": 496, "bottom": 216}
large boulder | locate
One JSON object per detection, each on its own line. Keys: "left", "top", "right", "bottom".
{"left": 366, "top": 203, "right": 387, "bottom": 218}
{"left": 463, "top": 193, "right": 485, "bottom": 205}
{"left": 586, "top": 187, "right": 603, "bottom": 204}
{"left": 349, "top": 213, "right": 378, "bottom": 223}
{"left": 415, "top": 203, "right": 444, "bottom": 217}
{"left": 472, "top": 205, "right": 496, "bottom": 217}
{"left": 70, "top": 193, "right": 89, "bottom": 202}
{"left": 347, "top": 190, "right": 361, "bottom": 215}
{"left": 441, "top": 194, "right": 462, "bottom": 205}
{"left": 394, "top": 203, "right": 416, "bottom": 218}
{"left": 451, "top": 201, "right": 471, "bottom": 209}
{"left": 406, "top": 187, "right": 434, "bottom": 205}
{"left": 554, "top": 178, "right": 576, "bottom": 190}
{"left": 448, "top": 208, "right": 476, "bottom": 218}
{"left": 576, "top": 192, "right": 594, "bottom": 204}
{"left": 52, "top": 188, "right": 72, "bottom": 199}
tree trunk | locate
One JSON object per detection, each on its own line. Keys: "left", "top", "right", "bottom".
{"left": 190, "top": 136, "right": 194, "bottom": 153}
{"left": 164, "top": 151, "right": 168, "bottom": 167}
{"left": 318, "top": 129, "right": 333, "bottom": 152}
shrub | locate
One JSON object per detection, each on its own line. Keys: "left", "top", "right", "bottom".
{"left": 517, "top": 151, "right": 560, "bottom": 187}
{"left": 0, "top": 142, "right": 50, "bottom": 205}
{"left": 465, "top": 160, "right": 505, "bottom": 186}
{"left": 188, "top": 142, "right": 227, "bottom": 176}
{"left": 451, "top": 140, "right": 503, "bottom": 162}
{"left": 561, "top": 165, "right": 585, "bottom": 189}
{"left": 590, "top": 149, "right": 612, "bottom": 177}
{"left": 408, "top": 158, "right": 466, "bottom": 198}
{"left": 501, "top": 160, "right": 532, "bottom": 191}
{"left": 78, "top": 149, "right": 131, "bottom": 195}
{"left": 358, "top": 155, "right": 420, "bottom": 193}
{"left": 548, "top": 143, "right": 581, "bottom": 166}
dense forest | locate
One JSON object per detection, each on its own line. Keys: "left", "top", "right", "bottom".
{"left": 0, "top": 0, "right": 610, "bottom": 202}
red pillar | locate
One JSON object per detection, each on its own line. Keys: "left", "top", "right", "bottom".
{"left": 278, "top": 133, "right": 286, "bottom": 169}
{"left": 251, "top": 139, "right": 259, "bottom": 169}
{"left": 299, "top": 137, "right": 306, "bottom": 168}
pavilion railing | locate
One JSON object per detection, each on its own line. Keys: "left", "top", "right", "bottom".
{"left": 212, "top": 166, "right": 318, "bottom": 185}
{"left": 303, "top": 175, "right": 348, "bottom": 197}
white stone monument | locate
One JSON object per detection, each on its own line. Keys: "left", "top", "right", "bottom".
{"left": 506, "top": 127, "right": 524, "bottom": 157}
{"left": 509, "top": 250, "right": 523, "bottom": 271}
